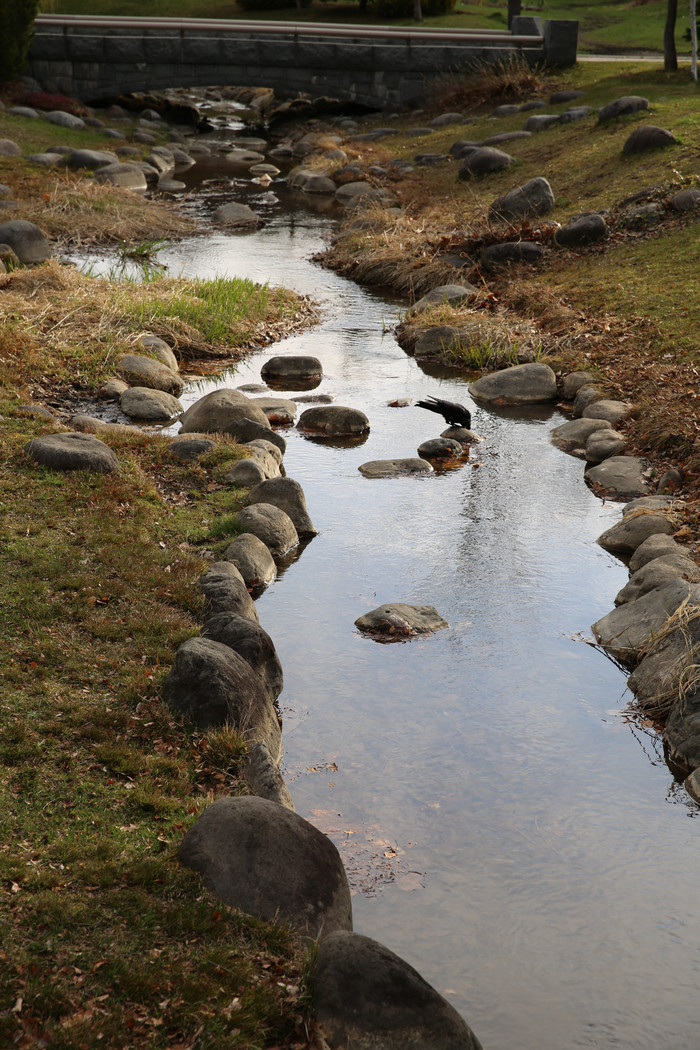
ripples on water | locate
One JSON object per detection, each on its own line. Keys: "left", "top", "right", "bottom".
{"left": 81, "top": 151, "right": 700, "bottom": 1049}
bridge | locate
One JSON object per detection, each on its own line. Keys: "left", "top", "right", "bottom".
{"left": 28, "top": 14, "right": 578, "bottom": 109}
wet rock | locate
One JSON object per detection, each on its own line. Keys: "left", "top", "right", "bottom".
{"left": 213, "top": 202, "right": 260, "bottom": 227}
{"left": 622, "top": 125, "right": 676, "bottom": 154}
{"left": 178, "top": 796, "right": 352, "bottom": 940}
{"left": 585, "top": 456, "right": 653, "bottom": 501}
{"left": 169, "top": 437, "right": 217, "bottom": 462}
{"left": 202, "top": 611, "right": 283, "bottom": 700}
{"left": 235, "top": 503, "right": 299, "bottom": 557}
{"left": 246, "top": 477, "right": 316, "bottom": 537}
{"left": 598, "top": 96, "right": 649, "bottom": 122}
{"left": 470, "top": 362, "right": 557, "bottom": 405}
{"left": 200, "top": 561, "right": 259, "bottom": 622}
{"left": 180, "top": 388, "right": 270, "bottom": 434}
{"left": 251, "top": 396, "right": 297, "bottom": 425}
{"left": 314, "top": 930, "right": 484, "bottom": 1050}
{"left": 554, "top": 213, "right": 608, "bottom": 248}
{"left": 98, "top": 377, "right": 129, "bottom": 400}
{"left": 414, "top": 326, "right": 463, "bottom": 359}
{"left": 615, "top": 552, "right": 700, "bottom": 605}
{"left": 358, "top": 458, "right": 434, "bottom": 478}
{"left": 550, "top": 417, "right": 612, "bottom": 455}
{"left": 409, "top": 283, "right": 478, "bottom": 315}
{"left": 0, "top": 219, "right": 51, "bottom": 263}
{"left": 355, "top": 603, "right": 448, "bottom": 638}
{"left": 458, "top": 147, "right": 513, "bottom": 178}
{"left": 628, "top": 532, "right": 684, "bottom": 573}
{"left": 479, "top": 241, "right": 545, "bottom": 270}
{"left": 418, "top": 437, "right": 464, "bottom": 460}
{"left": 163, "top": 639, "right": 281, "bottom": 757}
{"left": 223, "top": 532, "right": 277, "bottom": 590}
{"left": 665, "top": 695, "right": 700, "bottom": 775}
{"left": 597, "top": 511, "right": 674, "bottom": 556}
{"left": 118, "top": 353, "right": 184, "bottom": 395}
{"left": 94, "top": 163, "right": 148, "bottom": 191}
{"left": 298, "top": 405, "right": 369, "bottom": 437}
{"left": 685, "top": 768, "right": 700, "bottom": 803}
{"left": 585, "top": 429, "right": 626, "bottom": 463}
{"left": 488, "top": 177, "right": 555, "bottom": 222}
{"left": 261, "top": 354, "right": 323, "bottom": 389}
{"left": 245, "top": 741, "right": 294, "bottom": 810}
{"left": 627, "top": 610, "right": 700, "bottom": 706}
{"left": 24, "top": 432, "right": 120, "bottom": 474}
{"left": 592, "top": 579, "right": 700, "bottom": 665}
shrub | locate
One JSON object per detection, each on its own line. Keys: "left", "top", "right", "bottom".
{"left": 0, "top": 0, "right": 39, "bottom": 85}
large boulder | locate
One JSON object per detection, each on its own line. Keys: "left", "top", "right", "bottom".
{"left": 592, "top": 580, "right": 700, "bottom": 666}
{"left": 202, "top": 611, "right": 283, "bottom": 700}
{"left": 66, "top": 148, "right": 120, "bottom": 170}
{"left": 212, "top": 202, "right": 260, "bottom": 227}
{"left": 585, "top": 429, "right": 626, "bottom": 464}
{"left": 0, "top": 219, "right": 51, "bottom": 263}
{"left": 585, "top": 456, "right": 652, "bottom": 501}
{"left": 245, "top": 741, "right": 295, "bottom": 810}
{"left": 260, "top": 355, "right": 323, "bottom": 389}
{"left": 622, "top": 125, "right": 676, "bottom": 154}
{"left": 200, "top": 562, "right": 259, "bottom": 623}
{"left": 488, "top": 177, "right": 555, "bottom": 222}
{"left": 355, "top": 603, "right": 448, "bottom": 639}
{"left": 313, "top": 931, "right": 484, "bottom": 1050}
{"left": 629, "top": 533, "right": 684, "bottom": 573}
{"left": 615, "top": 552, "right": 700, "bottom": 605}
{"left": 251, "top": 396, "right": 297, "bottom": 425}
{"left": 120, "top": 387, "right": 183, "bottom": 422}
{"left": 179, "top": 388, "right": 270, "bottom": 434}
{"left": 458, "top": 147, "right": 513, "bottom": 178}
{"left": 409, "top": 284, "right": 478, "bottom": 315}
{"left": 178, "top": 796, "right": 353, "bottom": 940}
{"left": 223, "top": 532, "right": 277, "bottom": 589}
{"left": 597, "top": 96, "right": 649, "bottom": 123}
{"left": 163, "top": 638, "right": 281, "bottom": 756}
{"left": 582, "top": 399, "right": 630, "bottom": 425}
{"left": 479, "top": 242, "right": 545, "bottom": 270}
{"left": 118, "top": 353, "right": 184, "bottom": 395}
{"left": 235, "top": 503, "right": 299, "bottom": 557}
{"left": 298, "top": 405, "right": 370, "bottom": 437}
{"left": 554, "top": 213, "right": 607, "bottom": 248}
{"left": 24, "top": 432, "right": 120, "bottom": 474}
{"left": 94, "top": 162, "right": 148, "bottom": 191}
{"left": 358, "top": 458, "right": 434, "bottom": 478}
{"left": 550, "top": 417, "right": 612, "bottom": 455}
{"left": 245, "top": 477, "right": 316, "bottom": 537}
{"left": 224, "top": 418, "right": 286, "bottom": 453}
{"left": 664, "top": 688, "right": 700, "bottom": 774}
{"left": 597, "top": 512, "right": 675, "bottom": 555}
{"left": 470, "top": 362, "right": 557, "bottom": 405}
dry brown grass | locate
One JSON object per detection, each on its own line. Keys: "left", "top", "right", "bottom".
{"left": 634, "top": 596, "right": 700, "bottom": 719}
{"left": 429, "top": 53, "right": 556, "bottom": 113}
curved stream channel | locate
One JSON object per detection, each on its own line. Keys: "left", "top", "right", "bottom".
{"left": 87, "top": 144, "right": 700, "bottom": 1048}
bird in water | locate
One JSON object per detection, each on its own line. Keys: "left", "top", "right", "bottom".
{"left": 415, "top": 395, "right": 472, "bottom": 429}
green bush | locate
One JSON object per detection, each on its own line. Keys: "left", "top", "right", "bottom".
{"left": 370, "top": 0, "right": 457, "bottom": 16}
{"left": 0, "top": 0, "right": 39, "bottom": 84}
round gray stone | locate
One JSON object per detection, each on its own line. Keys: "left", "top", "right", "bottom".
{"left": 213, "top": 202, "right": 261, "bottom": 227}
{"left": 200, "top": 561, "right": 259, "bottom": 622}
{"left": 261, "top": 355, "right": 323, "bottom": 388}
{"left": 245, "top": 476, "right": 316, "bottom": 537}
{"left": 203, "top": 610, "right": 283, "bottom": 700}
{"left": 458, "top": 147, "right": 513, "bottom": 178}
{"left": 622, "top": 125, "right": 676, "bottom": 154}
{"left": 0, "top": 219, "right": 51, "bottom": 263}
{"left": 585, "top": 456, "right": 653, "bottom": 501}
{"left": 235, "top": 503, "right": 299, "bottom": 557}
{"left": 180, "top": 388, "right": 270, "bottom": 434}
{"left": 359, "top": 458, "right": 434, "bottom": 478}
{"left": 223, "top": 532, "right": 277, "bottom": 590}
{"left": 409, "top": 284, "right": 478, "bottom": 315}
{"left": 299, "top": 405, "right": 369, "bottom": 436}
{"left": 120, "top": 387, "right": 183, "bottom": 422}
{"left": 24, "top": 432, "right": 120, "bottom": 474}
{"left": 489, "top": 177, "right": 555, "bottom": 222}
{"left": 470, "top": 362, "right": 557, "bottom": 405}
{"left": 597, "top": 512, "right": 675, "bottom": 555}
{"left": 118, "top": 353, "right": 184, "bottom": 395}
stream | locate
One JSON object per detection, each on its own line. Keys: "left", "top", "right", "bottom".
{"left": 83, "top": 116, "right": 700, "bottom": 1049}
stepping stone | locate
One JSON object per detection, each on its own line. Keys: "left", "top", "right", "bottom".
{"left": 359, "top": 458, "right": 434, "bottom": 478}
{"left": 355, "top": 603, "right": 448, "bottom": 638}
{"left": 298, "top": 405, "right": 369, "bottom": 437}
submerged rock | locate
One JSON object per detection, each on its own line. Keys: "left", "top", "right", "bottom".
{"left": 355, "top": 603, "right": 448, "bottom": 640}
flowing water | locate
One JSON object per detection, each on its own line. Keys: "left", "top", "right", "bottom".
{"left": 85, "top": 136, "right": 700, "bottom": 1048}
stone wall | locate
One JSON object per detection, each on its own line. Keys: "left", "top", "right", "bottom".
{"left": 27, "top": 20, "right": 578, "bottom": 107}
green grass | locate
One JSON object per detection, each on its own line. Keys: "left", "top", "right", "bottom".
{"left": 0, "top": 416, "right": 312, "bottom": 1048}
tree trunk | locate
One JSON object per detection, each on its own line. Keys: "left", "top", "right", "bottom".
{"left": 664, "top": 0, "right": 678, "bottom": 71}
{"left": 413, "top": 0, "right": 423, "bottom": 22}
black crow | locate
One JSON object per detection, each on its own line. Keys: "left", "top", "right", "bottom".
{"left": 415, "top": 396, "right": 472, "bottom": 429}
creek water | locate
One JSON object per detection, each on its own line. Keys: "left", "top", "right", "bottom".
{"left": 87, "top": 134, "right": 700, "bottom": 1048}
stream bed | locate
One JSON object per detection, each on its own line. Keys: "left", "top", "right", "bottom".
{"left": 87, "top": 158, "right": 700, "bottom": 1048}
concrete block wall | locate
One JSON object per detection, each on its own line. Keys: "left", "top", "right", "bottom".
{"left": 27, "top": 21, "right": 577, "bottom": 107}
